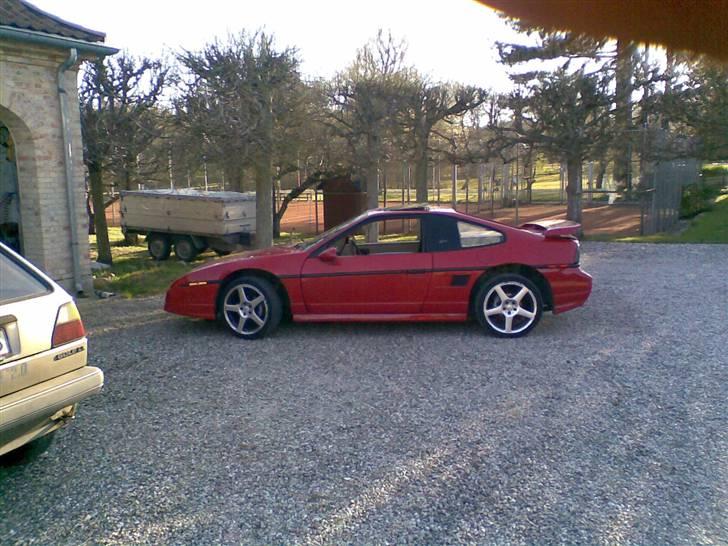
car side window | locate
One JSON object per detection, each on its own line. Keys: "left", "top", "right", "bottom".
{"left": 457, "top": 221, "right": 504, "bottom": 248}
{"left": 424, "top": 215, "right": 503, "bottom": 252}
{"left": 329, "top": 217, "right": 422, "bottom": 256}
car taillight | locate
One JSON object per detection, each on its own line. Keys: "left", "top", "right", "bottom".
{"left": 52, "top": 302, "right": 86, "bottom": 348}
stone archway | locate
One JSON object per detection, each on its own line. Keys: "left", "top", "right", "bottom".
{"left": 0, "top": 104, "right": 42, "bottom": 264}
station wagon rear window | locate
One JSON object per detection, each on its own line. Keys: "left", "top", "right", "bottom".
{"left": 0, "top": 250, "right": 51, "bottom": 304}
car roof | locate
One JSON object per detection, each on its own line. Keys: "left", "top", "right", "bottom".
{"left": 365, "top": 205, "right": 520, "bottom": 232}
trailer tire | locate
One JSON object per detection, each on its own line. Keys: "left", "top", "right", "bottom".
{"left": 174, "top": 236, "right": 199, "bottom": 262}
{"left": 147, "top": 233, "right": 171, "bottom": 261}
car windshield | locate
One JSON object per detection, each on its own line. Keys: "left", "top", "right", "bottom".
{"left": 294, "top": 211, "right": 371, "bottom": 250}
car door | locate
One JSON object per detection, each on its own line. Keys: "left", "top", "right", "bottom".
{"left": 300, "top": 215, "right": 432, "bottom": 315}
{"left": 422, "top": 214, "right": 505, "bottom": 314}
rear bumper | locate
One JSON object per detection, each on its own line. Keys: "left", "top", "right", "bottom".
{"left": 0, "top": 366, "right": 104, "bottom": 455}
{"left": 540, "top": 266, "right": 593, "bottom": 314}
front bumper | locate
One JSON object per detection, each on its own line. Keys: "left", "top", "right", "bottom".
{"left": 164, "top": 281, "right": 219, "bottom": 320}
{"left": 0, "top": 366, "right": 104, "bottom": 455}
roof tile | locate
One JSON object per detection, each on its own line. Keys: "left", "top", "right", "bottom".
{"left": 0, "top": 0, "right": 105, "bottom": 42}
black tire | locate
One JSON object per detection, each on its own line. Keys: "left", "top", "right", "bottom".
{"left": 147, "top": 233, "right": 171, "bottom": 261}
{"left": 0, "top": 431, "right": 56, "bottom": 466}
{"left": 174, "top": 236, "right": 199, "bottom": 262}
{"left": 218, "top": 276, "right": 282, "bottom": 339}
{"left": 474, "top": 273, "right": 543, "bottom": 338}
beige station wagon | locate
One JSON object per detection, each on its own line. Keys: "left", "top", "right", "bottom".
{"left": 0, "top": 243, "right": 103, "bottom": 461}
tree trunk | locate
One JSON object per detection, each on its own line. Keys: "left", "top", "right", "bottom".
{"left": 414, "top": 137, "right": 429, "bottom": 203}
{"left": 566, "top": 157, "right": 583, "bottom": 225}
{"left": 121, "top": 169, "right": 138, "bottom": 245}
{"left": 364, "top": 133, "right": 381, "bottom": 243}
{"left": 614, "top": 40, "right": 636, "bottom": 192}
{"left": 255, "top": 159, "right": 273, "bottom": 248}
{"left": 595, "top": 159, "right": 607, "bottom": 189}
{"left": 89, "top": 163, "right": 113, "bottom": 265}
{"left": 255, "top": 86, "right": 274, "bottom": 249}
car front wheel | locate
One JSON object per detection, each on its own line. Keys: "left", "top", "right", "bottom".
{"left": 219, "top": 277, "right": 281, "bottom": 339}
{"left": 475, "top": 274, "right": 543, "bottom": 338}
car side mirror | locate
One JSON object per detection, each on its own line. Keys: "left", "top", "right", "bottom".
{"left": 318, "top": 247, "right": 338, "bottom": 263}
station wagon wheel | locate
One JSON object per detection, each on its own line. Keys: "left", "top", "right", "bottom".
{"left": 475, "top": 274, "right": 543, "bottom": 338}
{"left": 220, "top": 276, "right": 282, "bottom": 339}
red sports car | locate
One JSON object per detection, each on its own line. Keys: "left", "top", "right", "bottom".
{"left": 164, "top": 206, "right": 592, "bottom": 339}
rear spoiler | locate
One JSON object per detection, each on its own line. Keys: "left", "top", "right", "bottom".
{"left": 519, "top": 219, "right": 581, "bottom": 239}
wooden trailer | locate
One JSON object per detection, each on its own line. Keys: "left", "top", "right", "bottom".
{"left": 120, "top": 189, "right": 256, "bottom": 261}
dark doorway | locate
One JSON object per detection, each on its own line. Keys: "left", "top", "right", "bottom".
{"left": 0, "top": 122, "right": 21, "bottom": 253}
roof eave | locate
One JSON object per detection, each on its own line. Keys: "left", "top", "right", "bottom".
{"left": 0, "top": 25, "right": 118, "bottom": 56}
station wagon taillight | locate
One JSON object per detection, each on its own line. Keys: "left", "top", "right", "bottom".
{"left": 52, "top": 302, "right": 86, "bottom": 348}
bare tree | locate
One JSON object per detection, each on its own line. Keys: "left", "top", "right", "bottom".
{"left": 504, "top": 68, "right": 613, "bottom": 223}
{"left": 80, "top": 53, "right": 169, "bottom": 258}
{"left": 176, "top": 32, "right": 302, "bottom": 248}
{"left": 402, "top": 79, "right": 488, "bottom": 202}
{"left": 327, "top": 31, "right": 414, "bottom": 224}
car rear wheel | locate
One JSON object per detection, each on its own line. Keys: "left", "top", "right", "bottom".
{"left": 147, "top": 233, "right": 171, "bottom": 261}
{"left": 219, "top": 276, "right": 281, "bottom": 339}
{"left": 174, "top": 236, "right": 198, "bottom": 262}
{"left": 475, "top": 274, "right": 542, "bottom": 338}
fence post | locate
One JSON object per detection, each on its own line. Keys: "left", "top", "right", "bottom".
{"left": 514, "top": 169, "right": 519, "bottom": 225}
{"left": 478, "top": 163, "right": 484, "bottom": 210}
{"left": 451, "top": 163, "right": 457, "bottom": 208}
{"left": 401, "top": 161, "right": 406, "bottom": 205}
{"left": 502, "top": 163, "right": 510, "bottom": 207}
{"left": 314, "top": 188, "right": 320, "bottom": 234}
{"left": 588, "top": 161, "right": 594, "bottom": 205}
{"left": 490, "top": 163, "right": 496, "bottom": 217}
{"left": 465, "top": 166, "right": 470, "bottom": 213}
{"left": 431, "top": 163, "right": 436, "bottom": 204}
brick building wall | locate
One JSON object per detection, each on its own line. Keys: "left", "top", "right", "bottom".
{"left": 0, "top": 40, "right": 92, "bottom": 293}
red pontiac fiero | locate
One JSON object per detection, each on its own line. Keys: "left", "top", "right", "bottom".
{"left": 164, "top": 206, "right": 592, "bottom": 339}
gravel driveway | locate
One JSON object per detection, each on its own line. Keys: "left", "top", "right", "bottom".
{"left": 1, "top": 242, "right": 726, "bottom": 545}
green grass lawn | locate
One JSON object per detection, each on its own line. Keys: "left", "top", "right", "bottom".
{"left": 90, "top": 228, "right": 207, "bottom": 298}
{"left": 90, "top": 228, "right": 311, "bottom": 298}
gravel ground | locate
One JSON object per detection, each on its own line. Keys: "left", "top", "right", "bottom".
{"left": 1, "top": 242, "right": 726, "bottom": 545}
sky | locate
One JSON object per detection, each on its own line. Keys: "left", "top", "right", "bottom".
{"left": 29, "top": 0, "right": 522, "bottom": 91}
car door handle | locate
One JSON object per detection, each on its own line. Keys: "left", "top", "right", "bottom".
{"left": 406, "top": 269, "right": 428, "bottom": 275}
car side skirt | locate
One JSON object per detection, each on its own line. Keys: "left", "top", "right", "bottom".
{"left": 293, "top": 312, "right": 467, "bottom": 323}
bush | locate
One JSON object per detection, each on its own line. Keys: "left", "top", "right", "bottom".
{"left": 680, "top": 183, "right": 722, "bottom": 218}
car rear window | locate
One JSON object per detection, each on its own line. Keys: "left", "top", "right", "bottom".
{"left": 0, "top": 251, "right": 51, "bottom": 304}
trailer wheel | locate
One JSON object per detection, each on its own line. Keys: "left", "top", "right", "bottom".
{"left": 174, "top": 236, "right": 199, "bottom": 262}
{"left": 147, "top": 233, "right": 171, "bottom": 261}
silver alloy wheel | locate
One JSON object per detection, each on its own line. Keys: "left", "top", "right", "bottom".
{"left": 483, "top": 281, "right": 538, "bottom": 335}
{"left": 222, "top": 283, "right": 269, "bottom": 336}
